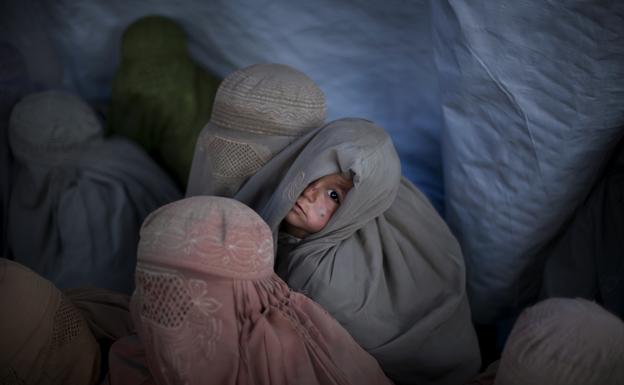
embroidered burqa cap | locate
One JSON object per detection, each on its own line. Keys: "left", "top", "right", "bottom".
{"left": 0, "top": 258, "right": 100, "bottom": 384}
{"left": 109, "top": 15, "right": 221, "bottom": 188}
{"left": 128, "top": 196, "right": 391, "bottom": 385}
{"left": 186, "top": 63, "right": 326, "bottom": 197}
{"left": 10, "top": 90, "right": 103, "bottom": 163}
{"left": 231, "top": 118, "right": 481, "bottom": 385}
{"left": 7, "top": 90, "right": 181, "bottom": 293}
{"left": 495, "top": 298, "right": 624, "bottom": 385}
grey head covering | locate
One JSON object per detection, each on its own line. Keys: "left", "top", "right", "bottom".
{"left": 9, "top": 90, "right": 103, "bottom": 164}
{"left": 232, "top": 118, "right": 481, "bottom": 385}
{"left": 496, "top": 298, "right": 624, "bottom": 385}
{"left": 7, "top": 90, "right": 181, "bottom": 293}
{"left": 186, "top": 63, "right": 326, "bottom": 197}
{"left": 1, "top": 42, "right": 31, "bottom": 259}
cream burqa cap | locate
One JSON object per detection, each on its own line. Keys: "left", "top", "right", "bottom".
{"left": 186, "top": 63, "right": 325, "bottom": 197}
{"left": 231, "top": 118, "right": 481, "bottom": 385}
{"left": 112, "top": 196, "right": 391, "bottom": 385}
{"left": 0, "top": 258, "right": 100, "bottom": 384}
{"left": 496, "top": 298, "right": 624, "bottom": 385}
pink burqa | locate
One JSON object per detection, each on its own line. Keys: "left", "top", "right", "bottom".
{"left": 106, "top": 196, "right": 392, "bottom": 385}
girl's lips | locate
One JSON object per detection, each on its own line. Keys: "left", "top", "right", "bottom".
{"left": 294, "top": 202, "right": 305, "bottom": 217}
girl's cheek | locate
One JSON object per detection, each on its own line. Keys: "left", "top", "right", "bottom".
{"left": 317, "top": 201, "right": 330, "bottom": 219}
{"left": 317, "top": 198, "right": 328, "bottom": 218}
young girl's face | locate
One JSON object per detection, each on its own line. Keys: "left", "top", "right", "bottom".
{"left": 283, "top": 173, "right": 353, "bottom": 239}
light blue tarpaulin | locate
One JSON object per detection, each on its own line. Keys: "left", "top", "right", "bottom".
{"left": 0, "top": 0, "right": 445, "bottom": 213}
{"left": 433, "top": 1, "right": 624, "bottom": 323}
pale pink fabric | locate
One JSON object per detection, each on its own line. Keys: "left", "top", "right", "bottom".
{"left": 116, "top": 196, "right": 392, "bottom": 385}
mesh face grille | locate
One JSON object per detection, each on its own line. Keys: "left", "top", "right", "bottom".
{"left": 51, "top": 298, "right": 82, "bottom": 350}
{"left": 136, "top": 269, "right": 193, "bottom": 328}
{"left": 204, "top": 136, "right": 265, "bottom": 178}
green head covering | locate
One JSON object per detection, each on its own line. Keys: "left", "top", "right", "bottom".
{"left": 109, "top": 15, "right": 221, "bottom": 188}
{"left": 120, "top": 16, "right": 187, "bottom": 59}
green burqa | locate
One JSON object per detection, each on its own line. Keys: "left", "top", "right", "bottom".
{"left": 109, "top": 15, "right": 220, "bottom": 188}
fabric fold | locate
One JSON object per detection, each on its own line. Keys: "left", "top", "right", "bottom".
{"left": 7, "top": 90, "right": 181, "bottom": 293}
{"left": 109, "top": 15, "right": 221, "bottom": 188}
{"left": 206, "top": 117, "right": 482, "bottom": 385}
{"left": 107, "top": 196, "right": 392, "bottom": 385}
{"left": 0, "top": 258, "right": 101, "bottom": 385}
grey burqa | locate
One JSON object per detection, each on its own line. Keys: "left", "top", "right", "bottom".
{"left": 189, "top": 117, "right": 481, "bottom": 385}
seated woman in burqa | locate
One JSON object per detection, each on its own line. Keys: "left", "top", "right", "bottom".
{"left": 104, "top": 196, "right": 393, "bottom": 385}
{"left": 7, "top": 90, "right": 181, "bottom": 293}
{"left": 189, "top": 114, "right": 481, "bottom": 385}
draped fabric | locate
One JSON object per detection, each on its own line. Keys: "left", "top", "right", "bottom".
{"left": 495, "top": 298, "right": 624, "bottom": 385}
{"left": 539, "top": 138, "right": 624, "bottom": 318}
{"left": 0, "top": 1, "right": 445, "bottom": 212}
{"left": 108, "top": 15, "right": 221, "bottom": 188}
{"left": 104, "top": 334, "right": 154, "bottom": 385}
{"left": 106, "top": 196, "right": 392, "bottom": 385}
{"left": 433, "top": 0, "right": 624, "bottom": 324}
{"left": 186, "top": 63, "right": 326, "bottom": 197}
{"left": 7, "top": 90, "right": 181, "bottom": 293}
{"left": 189, "top": 118, "right": 480, "bottom": 385}
{"left": 65, "top": 287, "right": 135, "bottom": 384}
{"left": 0, "top": 258, "right": 101, "bottom": 385}
{"left": 466, "top": 362, "right": 498, "bottom": 385}
{"left": 64, "top": 287, "right": 133, "bottom": 341}
{"left": 0, "top": 42, "right": 31, "bottom": 259}
{"left": 468, "top": 297, "right": 624, "bottom": 385}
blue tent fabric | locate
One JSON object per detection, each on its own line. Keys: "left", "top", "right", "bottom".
{"left": 540, "top": 137, "right": 624, "bottom": 319}
{"left": 433, "top": 1, "right": 624, "bottom": 323}
{"left": 0, "top": 0, "right": 445, "bottom": 213}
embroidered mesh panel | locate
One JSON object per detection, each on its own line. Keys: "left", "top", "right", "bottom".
{"left": 203, "top": 136, "right": 266, "bottom": 178}
{"left": 135, "top": 268, "right": 193, "bottom": 328}
{"left": 51, "top": 297, "right": 82, "bottom": 350}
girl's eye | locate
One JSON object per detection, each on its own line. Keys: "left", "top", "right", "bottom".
{"left": 328, "top": 189, "right": 340, "bottom": 203}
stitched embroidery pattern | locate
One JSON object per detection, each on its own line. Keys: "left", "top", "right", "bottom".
{"left": 135, "top": 267, "right": 224, "bottom": 380}
{"left": 138, "top": 199, "right": 273, "bottom": 278}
